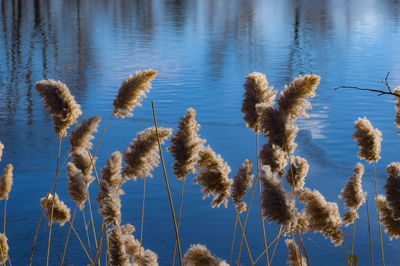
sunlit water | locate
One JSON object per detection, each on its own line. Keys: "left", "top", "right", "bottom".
{"left": 1, "top": 0, "right": 400, "bottom": 265}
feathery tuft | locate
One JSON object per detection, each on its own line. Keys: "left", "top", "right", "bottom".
{"left": 183, "top": 244, "right": 228, "bottom": 266}
{"left": 231, "top": 159, "right": 254, "bottom": 213}
{"left": 0, "top": 164, "right": 13, "bottom": 200}
{"left": 285, "top": 239, "right": 306, "bottom": 266}
{"left": 383, "top": 162, "right": 400, "bottom": 220}
{"left": 375, "top": 195, "right": 400, "bottom": 240}
{"left": 40, "top": 193, "right": 71, "bottom": 226}
{"left": 193, "top": 146, "right": 232, "bottom": 208}
{"left": 67, "top": 162, "right": 88, "bottom": 210}
{"left": 260, "top": 165, "right": 297, "bottom": 231}
{"left": 0, "top": 233, "right": 8, "bottom": 264}
{"left": 0, "top": 142, "right": 4, "bottom": 162}
{"left": 297, "top": 188, "right": 343, "bottom": 246}
{"left": 167, "top": 108, "right": 206, "bottom": 180}
{"left": 71, "top": 149, "right": 96, "bottom": 184}
{"left": 107, "top": 224, "right": 129, "bottom": 266}
{"left": 394, "top": 87, "right": 400, "bottom": 128}
{"left": 286, "top": 156, "right": 309, "bottom": 190}
{"left": 259, "top": 142, "right": 287, "bottom": 177}
{"left": 113, "top": 70, "right": 158, "bottom": 118}
{"left": 241, "top": 72, "right": 277, "bottom": 131}
{"left": 35, "top": 79, "right": 82, "bottom": 137}
{"left": 353, "top": 117, "right": 382, "bottom": 163}
{"left": 123, "top": 127, "right": 172, "bottom": 180}
{"left": 69, "top": 115, "right": 101, "bottom": 153}
{"left": 339, "top": 163, "right": 366, "bottom": 209}
{"left": 343, "top": 209, "right": 359, "bottom": 226}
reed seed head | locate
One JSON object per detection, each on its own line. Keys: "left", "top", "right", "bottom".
{"left": 286, "top": 156, "right": 309, "bottom": 190}
{"left": 107, "top": 224, "right": 129, "bottom": 266}
{"left": 231, "top": 159, "right": 254, "bottom": 213}
{"left": 394, "top": 87, "right": 400, "bottom": 128}
{"left": 343, "top": 209, "right": 359, "bottom": 226}
{"left": 100, "top": 151, "right": 124, "bottom": 188}
{"left": 69, "top": 115, "right": 101, "bottom": 153}
{"left": 113, "top": 70, "right": 158, "bottom": 118}
{"left": 71, "top": 149, "right": 96, "bottom": 185}
{"left": 338, "top": 163, "right": 366, "bottom": 210}
{"left": 241, "top": 72, "right": 277, "bottom": 131}
{"left": 383, "top": 162, "right": 400, "bottom": 220}
{"left": 167, "top": 108, "right": 206, "bottom": 180}
{"left": 352, "top": 117, "right": 382, "bottom": 163}
{"left": 183, "top": 244, "right": 229, "bottom": 266}
{"left": 375, "top": 195, "right": 400, "bottom": 240}
{"left": 297, "top": 188, "right": 343, "bottom": 246}
{"left": 123, "top": 127, "right": 172, "bottom": 180}
{"left": 260, "top": 165, "right": 297, "bottom": 231}
{"left": 40, "top": 193, "right": 71, "bottom": 226}
{"left": 35, "top": 79, "right": 82, "bottom": 137}
{"left": 277, "top": 74, "right": 320, "bottom": 119}
{"left": 0, "top": 142, "right": 4, "bottom": 162}
{"left": 0, "top": 233, "right": 8, "bottom": 265}
{"left": 193, "top": 146, "right": 232, "bottom": 208}
{"left": 67, "top": 162, "right": 88, "bottom": 210}
{"left": 285, "top": 239, "right": 306, "bottom": 266}
{"left": 0, "top": 164, "right": 13, "bottom": 200}
{"left": 259, "top": 142, "right": 287, "bottom": 177}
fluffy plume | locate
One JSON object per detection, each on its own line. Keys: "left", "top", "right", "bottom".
{"left": 40, "top": 193, "right": 71, "bottom": 226}
{"left": 167, "top": 108, "right": 206, "bottom": 180}
{"left": 183, "top": 244, "right": 229, "bottom": 266}
{"left": 343, "top": 209, "right": 359, "bottom": 226}
{"left": 339, "top": 163, "right": 366, "bottom": 210}
{"left": 285, "top": 239, "right": 306, "bottom": 266}
{"left": 353, "top": 117, "right": 382, "bottom": 163}
{"left": 69, "top": 115, "right": 101, "bottom": 153}
{"left": 67, "top": 162, "right": 88, "bottom": 209}
{"left": 71, "top": 150, "right": 96, "bottom": 184}
{"left": 384, "top": 162, "right": 400, "bottom": 220}
{"left": 241, "top": 72, "right": 277, "bottom": 131}
{"left": 123, "top": 127, "right": 172, "bottom": 180}
{"left": 35, "top": 79, "right": 82, "bottom": 137}
{"left": 107, "top": 224, "right": 129, "bottom": 266}
{"left": 259, "top": 142, "right": 287, "bottom": 177}
{"left": 193, "top": 146, "right": 232, "bottom": 208}
{"left": 0, "top": 233, "right": 8, "bottom": 264}
{"left": 257, "top": 106, "right": 298, "bottom": 153}
{"left": 394, "top": 87, "right": 400, "bottom": 128}
{"left": 375, "top": 195, "right": 400, "bottom": 240}
{"left": 286, "top": 156, "right": 309, "bottom": 190}
{"left": 231, "top": 159, "right": 254, "bottom": 213}
{"left": 113, "top": 70, "right": 158, "bottom": 118}
{"left": 260, "top": 165, "right": 297, "bottom": 230}
{"left": 0, "top": 164, "right": 13, "bottom": 200}
{"left": 297, "top": 188, "right": 343, "bottom": 246}
{"left": 97, "top": 152, "right": 124, "bottom": 225}
{"left": 0, "top": 142, "right": 4, "bottom": 162}
{"left": 277, "top": 74, "right": 320, "bottom": 119}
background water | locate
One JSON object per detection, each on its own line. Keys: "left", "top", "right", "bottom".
{"left": 1, "top": 0, "right": 400, "bottom": 265}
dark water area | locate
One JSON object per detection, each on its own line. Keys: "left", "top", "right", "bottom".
{"left": 1, "top": 0, "right": 400, "bottom": 265}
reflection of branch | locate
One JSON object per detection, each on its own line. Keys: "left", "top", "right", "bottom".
{"left": 334, "top": 72, "right": 400, "bottom": 97}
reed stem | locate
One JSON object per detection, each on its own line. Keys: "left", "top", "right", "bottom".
{"left": 45, "top": 137, "right": 62, "bottom": 266}
{"left": 92, "top": 220, "right": 105, "bottom": 266}
{"left": 372, "top": 162, "right": 384, "bottom": 266}
{"left": 269, "top": 224, "right": 283, "bottom": 264}
{"left": 341, "top": 244, "right": 348, "bottom": 265}
{"left": 152, "top": 101, "right": 183, "bottom": 266}
{"left": 61, "top": 204, "right": 78, "bottom": 266}
{"left": 3, "top": 200, "right": 6, "bottom": 234}
{"left": 350, "top": 218, "right": 357, "bottom": 264}
{"left": 68, "top": 220, "right": 93, "bottom": 264}
{"left": 298, "top": 234, "right": 310, "bottom": 266}
{"left": 87, "top": 193, "right": 98, "bottom": 251}
{"left": 82, "top": 208, "right": 93, "bottom": 260}
{"left": 229, "top": 215, "right": 238, "bottom": 265}
{"left": 172, "top": 177, "right": 186, "bottom": 266}
{"left": 139, "top": 176, "right": 147, "bottom": 264}
{"left": 366, "top": 199, "right": 373, "bottom": 266}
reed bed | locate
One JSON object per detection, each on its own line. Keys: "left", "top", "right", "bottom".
{"left": 1, "top": 70, "right": 400, "bottom": 266}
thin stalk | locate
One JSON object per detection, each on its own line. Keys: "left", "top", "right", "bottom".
{"left": 341, "top": 245, "right": 348, "bottom": 265}
{"left": 82, "top": 208, "right": 93, "bottom": 260}
{"left": 87, "top": 193, "right": 98, "bottom": 251}
{"left": 269, "top": 224, "right": 283, "bottom": 264}
{"left": 68, "top": 220, "right": 94, "bottom": 264}
{"left": 152, "top": 101, "right": 183, "bottom": 266}
{"left": 256, "top": 132, "right": 269, "bottom": 266}
{"left": 299, "top": 234, "right": 310, "bottom": 266}
{"left": 92, "top": 220, "right": 105, "bottom": 266}
{"left": 366, "top": 199, "right": 373, "bottom": 266}
{"left": 3, "top": 200, "right": 6, "bottom": 234}
{"left": 139, "top": 176, "right": 147, "bottom": 263}
{"left": 350, "top": 219, "right": 357, "bottom": 262}
{"left": 61, "top": 204, "right": 78, "bottom": 266}
{"left": 172, "top": 177, "right": 186, "bottom": 266}
{"left": 45, "top": 137, "right": 62, "bottom": 266}
{"left": 253, "top": 226, "right": 287, "bottom": 264}
{"left": 372, "top": 162, "right": 385, "bottom": 266}
{"left": 291, "top": 232, "right": 302, "bottom": 266}
{"left": 29, "top": 153, "right": 70, "bottom": 266}
{"left": 229, "top": 216, "right": 238, "bottom": 265}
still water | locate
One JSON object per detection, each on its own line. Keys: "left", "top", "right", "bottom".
{"left": 1, "top": 0, "right": 400, "bottom": 265}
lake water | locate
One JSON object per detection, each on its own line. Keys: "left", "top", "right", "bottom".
{"left": 1, "top": 0, "right": 400, "bottom": 265}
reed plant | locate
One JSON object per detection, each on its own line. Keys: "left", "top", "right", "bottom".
{"left": 1, "top": 69, "right": 399, "bottom": 266}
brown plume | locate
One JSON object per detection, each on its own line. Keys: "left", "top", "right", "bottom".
{"left": 375, "top": 195, "right": 400, "bottom": 240}
{"left": 40, "top": 193, "right": 71, "bottom": 226}
{"left": 285, "top": 239, "right": 306, "bottom": 266}
{"left": 353, "top": 117, "right": 382, "bottom": 163}
{"left": 183, "top": 244, "right": 229, "bottom": 266}
{"left": 0, "top": 164, "right": 13, "bottom": 200}
{"left": 286, "top": 156, "right": 309, "bottom": 190}
{"left": 231, "top": 159, "right": 254, "bottom": 213}
{"left": 69, "top": 115, "right": 101, "bottom": 153}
